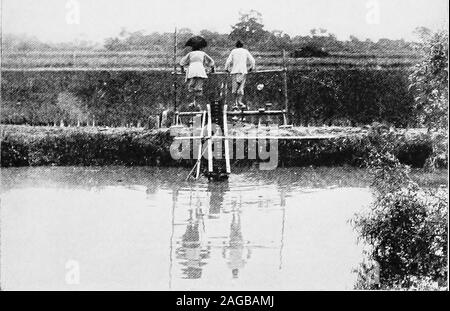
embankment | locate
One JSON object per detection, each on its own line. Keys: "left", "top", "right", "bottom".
{"left": 1, "top": 125, "right": 444, "bottom": 168}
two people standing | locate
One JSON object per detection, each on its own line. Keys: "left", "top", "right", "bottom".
{"left": 180, "top": 40, "right": 255, "bottom": 109}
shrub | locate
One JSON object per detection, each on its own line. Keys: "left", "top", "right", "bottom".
{"left": 352, "top": 123, "right": 448, "bottom": 290}
{"left": 354, "top": 185, "right": 448, "bottom": 289}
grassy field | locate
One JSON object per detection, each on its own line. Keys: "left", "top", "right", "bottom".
{"left": 1, "top": 67, "right": 417, "bottom": 127}
{"left": 2, "top": 50, "right": 421, "bottom": 69}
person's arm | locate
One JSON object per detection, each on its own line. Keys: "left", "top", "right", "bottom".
{"left": 247, "top": 50, "right": 256, "bottom": 72}
{"left": 179, "top": 53, "right": 190, "bottom": 67}
{"left": 204, "top": 53, "right": 215, "bottom": 68}
{"left": 225, "top": 51, "right": 233, "bottom": 72}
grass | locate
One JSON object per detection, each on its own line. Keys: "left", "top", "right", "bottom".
{"left": 1, "top": 67, "right": 418, "bottom": 127}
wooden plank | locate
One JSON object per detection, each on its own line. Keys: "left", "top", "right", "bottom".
{"left": 176, "top": 111, "right": 205, "bottom": 116}
{"left": 227, "top": 110, "right": 286, "bottom": 116}
{"left": 174, "top": 135, "right": 341, "bottom": 140}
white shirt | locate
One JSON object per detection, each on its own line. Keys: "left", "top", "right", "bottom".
{"left": 225, "top": 48, "right": 256, "bottom": 74}
{"left": 179, "top": 51, "right": 215, "bottom": 80}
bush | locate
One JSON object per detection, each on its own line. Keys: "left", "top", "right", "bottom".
{"left": 352, "top": 124, "right": 448, "bottom": 290}
{"left": 290, "top": 46, "right": 330, "bottom": 58}
{"left": 354, "top": 185, "right": 448, "bottom": 289}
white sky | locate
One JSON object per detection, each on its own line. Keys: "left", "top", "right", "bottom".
{"left": 1, "top": 0, "right": 448, "bottom": 43}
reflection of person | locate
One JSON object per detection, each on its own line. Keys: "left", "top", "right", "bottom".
{"left": 222, "top": 212, "right": 251, "bottom": 278}
{"left": 207, "top": 181, "right": 229, "bottom": 219}
{"left": 225, "top": 41, "right": 256, "bottom": 109}
{"left": 180, "top": 47, "right": 215, "bottom": 109}
{"left": 176, "top": 208, "right": 210, "bottom": 279}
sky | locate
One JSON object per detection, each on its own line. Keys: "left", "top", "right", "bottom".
{"left": 1, "top": 0, "right": 448, "bottom": 43}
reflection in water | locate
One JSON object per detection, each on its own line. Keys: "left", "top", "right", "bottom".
{"left": 223, "top": 212, "right": 251, "bottom": 279}
{"left": 168, "top": 178, "right": 289, "bottom": 286}
{"left": 1, "top": 166, "right": 383, "bottom": 290}
{"left": 169, "top": 179, "right": 285, "bottom": 285}
{"left": 175, "top": 208, "right": 211, "bottom": 279}
{"left": 208, "top": 182, "right": 228, "bottom": 219}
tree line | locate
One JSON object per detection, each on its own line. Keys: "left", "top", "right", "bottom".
{"left": 3, "top": 10, "right": 424, "bottom": 56}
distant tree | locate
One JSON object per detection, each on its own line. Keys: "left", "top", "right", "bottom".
{"left": 413, "top": 26, "right": 432, "bottom": 41}
{"left": 2, "top": 33, "right": 50, "bottom": 51}
{"left": 177, "top": 28, "right": 194, "bottom": 49}
{"left": 229, "top": 10, "right": 269, "bottom": 46}
{"left": 104, "top": 37, "right": 127, "bottom": 50}
{"left": 119, "top": 27, "right": 129, "bottom": 38}
{"left": 349, "top": 35, "right": 360, "bottom": 43}
{"left": 269, "top": 30, "right": 292, "bottom": 50}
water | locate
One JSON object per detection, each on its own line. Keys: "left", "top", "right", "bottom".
{"left": 0, "top": 166, "right": 376, "bottom": 290}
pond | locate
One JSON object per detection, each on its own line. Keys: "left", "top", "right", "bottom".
{"left": 0, "top": 166, "right": 444, "bottom": 290}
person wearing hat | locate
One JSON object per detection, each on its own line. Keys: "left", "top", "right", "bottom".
{"left": 180, "top": 44, "right": 215, "bottom": 109}
{"left": 225, "top": 41, "right": 256, "bottom": 109}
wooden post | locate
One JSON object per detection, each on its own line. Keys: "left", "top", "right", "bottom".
{"left": 223, "top": 104, "right": 231, "bottom": 174}
{"left": 195, "top": 111, "right": 207, "bottom": 179}
{"left": 223, "top": 74, "right": 229, "bottom": 106}
{"left": 282, "top": 50, "right": 289, "bottom": 125}
{"left": 173, "top": 27, "right": 178, "bottom": 118}
{"left": 206, "top": 104, "right": 213, "bottom": 173}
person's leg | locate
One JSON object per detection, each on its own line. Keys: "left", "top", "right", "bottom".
{"left": 231, "top": 74, "right": 239, "bottom": 108}
{"left": 188, "top": 79, "right": 196, "bottom": 107}
{"left": 238, "top": 75, "right": 247, "bottom": 108}
{"left": 237, "top": 93, "right": 244, "bottom": 107}
{"left": 234, "top": 94, "right": 239, "bottom": 107}
{"left": 194, "top": 79, "right": 205, "bottom": 110}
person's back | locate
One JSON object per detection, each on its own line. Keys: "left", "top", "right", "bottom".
{"left": 225, "top": 41, "right": 256, "bottom": 108}
{"left": 225, "top": 47, "right": 255, "bottom": 74}
{"left": 179, "top": 48, "right": 215, "bottom": 108}
{"left": 180, "top": 50, "right": 214, "bottom": 79}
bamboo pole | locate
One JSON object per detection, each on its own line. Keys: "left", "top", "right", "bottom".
{"left": 206, "top": 104, "right": 213, "bottom": 173}
{"left": 223, "top": 104, "right": 231, "bottom": 174}
{"left": 282, "top": 50, "right": 289, "bottom": 125}
{"left": 195, "top": 111, "right": 207, "bottom": 179}
{"left": 173, "top": 27, "right": 178, "bottom": 115}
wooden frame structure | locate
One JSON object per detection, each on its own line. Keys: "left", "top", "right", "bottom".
{"left": 170, "top": 30, "right": 336, "bottom": 180}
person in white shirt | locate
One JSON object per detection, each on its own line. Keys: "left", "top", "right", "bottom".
{"left": 180, "top": 46, "right": 215, "bottom": 109}
{"left": 225, "top": 41, "right": 256, "bottom": 108}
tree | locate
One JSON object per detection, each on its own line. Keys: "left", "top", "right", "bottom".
{"left": 229, "top": 10, "right": 269, "bottom": 46}
{"left": 409, "top": 30, "right": 448, "bottom": 171}
{"left": 409, "top": 30, "right": 448, "bottom": 131}
{"left": 413, "top": 26, "right": 432, "bottom": 42}
{"left": 269, "top": 30, "right": 292, "bottom": 50}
